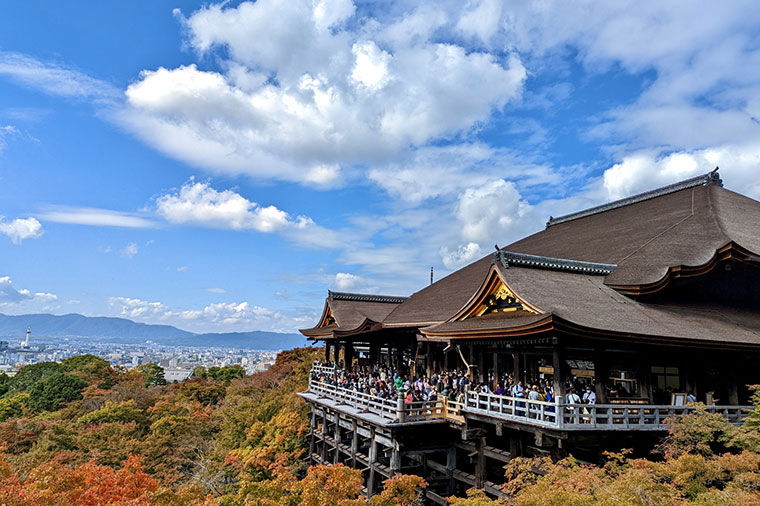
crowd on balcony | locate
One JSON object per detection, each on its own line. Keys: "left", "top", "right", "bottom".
{"left": 310, "top": 360, "right": 599, "bottom": 408}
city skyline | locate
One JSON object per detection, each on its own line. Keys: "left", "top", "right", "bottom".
{"left": 1, "top": 1, "right": 760, "bottom": 334}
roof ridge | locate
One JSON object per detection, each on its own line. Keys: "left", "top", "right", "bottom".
{"left": 546, "top": 168, "right": 723, "bottom": 228}
{"left": 328, "top": 291, "right": 408, "bottom": 304}
{"left": 495, "top": 250, "right": 617, "bottom": 275}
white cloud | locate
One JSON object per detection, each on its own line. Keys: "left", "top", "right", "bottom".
{"left": 154, "top": 179, "right": 338, "bottom": 247}
{"left": 108, "top": 296, "right": 288, "bottom": 333}
{"left": 119, "top": 0, "right": 526, "bottom": 185}
{"left": 0, "top": 51, "right": 118, "bottom": 101}
{"left": 0, "top": 217, "right": 43, "bottom": 244}
{"left": 0, "top": 276, "right": 57, "bottom": 306}
{"left": 38, "top": 206, "right": 156, "bottom": 228}
{"left": 334, "top": 272, "right": 361, "bottom": 291}
{"left": 601, "top": 144, "right": 760, "bottom": 201}
{"left": 440, "top": 242, "right": 483, "bottom": 270}
{"left": 455, "top": 179, "right": 538, "bottom": 244}
{"left": 205, "top": 287, "right": 227, "bottom": 294}
{"left": 121, "top": 242, "right": 138, "bottom": 258}
{"left": 0, "top": 124, "right": 20, "bottom": 153}
{"left": 176, "top": 266, "right": 189, "bottom": 272}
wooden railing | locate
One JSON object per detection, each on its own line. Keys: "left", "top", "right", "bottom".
{"left": 306, "top": 372, "right": 751, "bottom": 430}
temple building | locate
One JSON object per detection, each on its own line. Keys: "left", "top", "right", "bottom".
{"left": 298, "top": 170, "right": 760, "bottom": 502}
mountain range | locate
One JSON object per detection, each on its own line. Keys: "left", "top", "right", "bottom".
{"left": 0, "top": 313, "right": 308, "bottom": 350}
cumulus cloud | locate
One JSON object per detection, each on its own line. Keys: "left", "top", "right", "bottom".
{"left": 108, "top": 296, "right": 286, "bottom": 332}
{"left": 334, "top": 272, "right": 361, "bottom": 291}
{"left": 602, "top": 144, "right": 760, "bottom": 201}
{"left": 0, "top": 276, "right": 57, "bottom": 305}
{"left": 0, "top": 217, "right": 43, "bottom": 244}
{"left": 440, "top": 242, "right": 483, "bottom": 270}
{"left": 456, "top": 179, "right": 538, "bottom": 243}
{"left": 119, "top": 0, "right": 526, "bottom": 185}
{"left": 155, "top": 179, "right": 338, "bottom": 247}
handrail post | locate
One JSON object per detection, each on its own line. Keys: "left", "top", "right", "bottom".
{"left": 396, "top": 388, "right": 406, "bottom": 423}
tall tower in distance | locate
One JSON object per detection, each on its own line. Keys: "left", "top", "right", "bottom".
{"left": 24, "top": 327, "right": 30, "bottom": 348}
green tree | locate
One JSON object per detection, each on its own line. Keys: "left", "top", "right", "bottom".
{"left": 8, "top": 361, "right": 61, "bottom": 393}
{"left": 61, "top": 354, "right": 115, "bottom": 387}
{"left": 0, "top": 373, "right": 10, "bottom": 396}
{"left": 24, "top": 371, "right": 88, "bottom": 412}
{"left": 136, "top": 363, "right": 166, "bottom": 386}
{"left": 0, "top": 393, "right": 28, "bottom": 421}
{"left": 206, "top": 365, "right": 245, "bottom": 383}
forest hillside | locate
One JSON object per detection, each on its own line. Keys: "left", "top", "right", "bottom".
{"left": 1, "top": 349, "right": 760, "bottom": 505}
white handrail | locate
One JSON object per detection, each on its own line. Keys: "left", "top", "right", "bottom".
{"left": 306, "top": 370, "right": 751, "bottom": 430}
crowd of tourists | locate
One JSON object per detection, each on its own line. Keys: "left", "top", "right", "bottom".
{"left": 311, "top": 360, "right": 599, "bottom": 409}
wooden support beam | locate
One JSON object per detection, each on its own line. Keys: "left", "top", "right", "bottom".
{"left": 446, "top": 446, "right": 456, "bottom": 496}
{"left": 367, "top": 428, "right": 378, "bottom": 499}
{"left": 728, "top": 368, "right": 739, "bottom": 405}
{"left": 552, "top": 345, "right": 566, "bottom": 403}
{"left": 351, "top": 420, "right": 358, "bottom": 467}
{"left": 391, "top": 443, "right": 401, "bottom": 474}
{"left": 493, "top": 352, "right": 500, "bottom": 391}
{"left": 475, "top": 437, "right": 486, "bottom": 489}
{"left": 333, "top": 414, "right": 341, "bottom": 464}
{"left": 320, "top": 408, "right": 328, "bottom": 463}
{"left": 513, "top": 351, "right": 521, "bottom": 383}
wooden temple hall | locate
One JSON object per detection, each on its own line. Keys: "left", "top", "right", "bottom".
{"left": 298, "top": 170, "right": 760, "bottom": 502}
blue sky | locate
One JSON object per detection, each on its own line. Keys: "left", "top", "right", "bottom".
{"left": 1, "top": 0, "right": 759, "bottom": 333}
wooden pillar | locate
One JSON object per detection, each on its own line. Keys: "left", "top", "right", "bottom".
{"left": 320, "top": 408, "right": 328, "bottom": 462}
{"left": 593, "top": 349, "right": 608, "bottom": 404}
{"left": 493, "top": 352, "right": 500, "bottom": 391}
{"left": 367, "top": 429, "right": 378, "bottom": 498}
{"left": 308, "top": 408, "right": 316, "bottom": 463}
{"left": 396, "top": 344, "right": 404, "bottom": 374}
{"left": 468, "top": 344, "right": 476, "bottom": 382}
{"left": 426, "top": 342, "right": 434, "bottom": 378}
{"left": 477, "top": 347, "right": 486, "bottom": 383}
{"left": 475, "top": 437, "right": 486, "bottom": 488}
{"left": 350, "top": 420, "right": 358, "bottom": 467}
{"left": 324, "top": 342, "right": 331, "bottom": 362}
{"left": 333, "top": 415, "right": 341, "bottom": 464}
{"left": 513, "top": 350, "right": 522, "bottom": 383}
{"left": 637, "top": 353, "right": 652, "bottom": 402}
{"left": 369, "top": 342, "right": 379, "bottom": 367}
{"left": 552, "top": 345, "right": 565, "bottom": 403}
{"left": 344, "top": 342, "right": 354, "bottom": 371}
{"left": 391, "top": 442, "right": 401, "bottom": 475}
{"left": 727, "top": 368, "right": 739, "bottom": 405}
{"left": 446, "top": 446, "right": 457, "bottom": 496}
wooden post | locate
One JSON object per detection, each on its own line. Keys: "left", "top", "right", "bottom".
{"left": 637, "top": 354, "right": 652, "bottom": 402}
{"left": 426, "top": 342, "right": 434, "bottom": 378}
{"left": 475, "top": 437, "right": 486, "bottom": 488}
{"left": 344, "top": 342, "right": 354, "bottom": 371}
{"left": 593, "top": 349, "right": 608, "bottom": 404}
{"left": 396, "top": 344, "right": 404, "bottom": 374}
{"left": 320, "top": 408, "right": 328, "bottom": 462}
{"left": 324, "top": 342, "right": 331, "bottom": 363}
{"left": 391, "top": 443, "right": 401, "bottom": 475}
{"left": 308, "top": 408, "right": 316, "bottom": 463}
{"left": 728, "top": 368, "right": 739, "bottom": 405}
{"left": 552, "top": 345, "right": 565, "bottom": 402}
{"left": 493, "top": 352, "right": 500, "bottom": 391}
{"left": 369, "top": 342, "right": 379, "bottom": 366}
{"left": 350, "top": 420, "right": 358, "bottom": 467}
{"left": 477, "top": 347, "right": 486, "bottom": 383}
{"left": 367, "top": 429, "right": 378, "bottom": 498}
{"left": 333, "top": 415, "right": 341, "bottom": 464}
{"left": 468, "top": 344, "right": 476, "bottom": 382}
{"left": 446, "top": 446, "right": 456, "bottom": 496}
{"left": 513, "top": 350, "right": 521, "bottom": 383}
